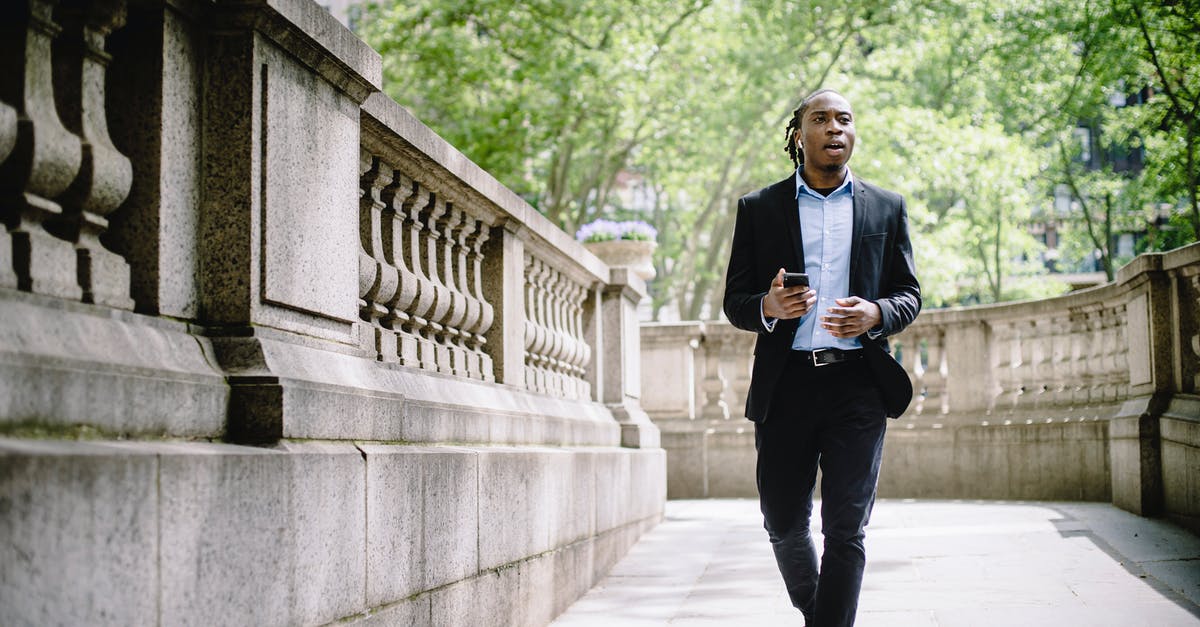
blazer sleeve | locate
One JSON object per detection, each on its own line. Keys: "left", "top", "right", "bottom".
{"left": 875, "top": 196, "right": 921, "bottom": 336}
{"left": 722, "top": 196, "right": 771, "bottom": 333}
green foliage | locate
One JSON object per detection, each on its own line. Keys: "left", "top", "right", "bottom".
{"left": 358, "top": 0, "right": 1199, "bottom": 318}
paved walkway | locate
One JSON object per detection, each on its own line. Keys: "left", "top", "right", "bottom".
{"left": 553, "top": 499, "right": 1200, "bottom": 626}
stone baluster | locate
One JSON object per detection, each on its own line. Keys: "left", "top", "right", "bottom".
{"left": 905, "top": 329, "right": 927, "bottom": 415}
{"left": 377, "top": 169, "right": 413, "bottom": 363}
{"left": 556, "top": 279, "right": 580, "bottom": 397}
{"left": 1047, "top": 315, "right": 1070, "bottom": 408}
{"left": 717, "top": 334, "right": 741, "bottom": 420}
{"left": 535, "top": 261, "right": 554, "bottom": 393}
{"left": 357, "top": 152, "right": 396, "bottom": 361}
{"left": 396, "top": 179, "right": 435, "bottom": 369}
{"left": 1011, "top": 322, "right": 1031, "bottom": 412}
{"left": 436, "top": 202, "right": 467, "bottom": 376}
{"left": 1085, "top": 308, "right": 1105, "bottom": 405}
{"left": 1024, "top": 319, "right": 1048, "bottom": 410}
{"left": 0, "top": 0, "right": 83, "bottom": 298}
{"left": 567, "top": 280, "right": 592, "bottom": 399}
{"left": 466, "top": 221, "right": 494, "bottom": 382}
{"left": 1068, "top": 309, "right": 1090, "bottom": 407}
{"left": 543, "top": 267, "right": 566, "bottom": 396}
{"left": 924, "top": 328, "right": 948, "bottom": 415}
{"left": 700, "top": 331, "right": 729, "bottom": 421}
{"left": 555, "top": 274, "right": 584, "bottom": 398}
{"left": 1014, "top": 320, "right": 1036, "bottom": 411}
{"left": 547, "top": 266, "right": 572, "bottom": 397}
{"left": 413, "top": 190, "right": 446, "bottom": 371}
{"left": 987, "top": 322, "right": 1012, "bottom": 415}
{"left": 524, "top": 256, "right": 546, "bottom": 393}
{"left": 48, "top": 0, "right": 133, "bottom": 309}
{"left": 455, "top": 214, "right": 483, "bottom": 379}
{"left": 548, "top": 272, "right": 571, "bottom": 397}
{"left": 422, "top": 195, "right": 453, "bottom": 373}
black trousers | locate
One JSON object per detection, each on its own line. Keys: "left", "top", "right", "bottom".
{"left": 754, "top": 354, "right": 888, "bottom": 627}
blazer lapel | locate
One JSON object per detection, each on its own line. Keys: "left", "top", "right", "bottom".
{"left": 779, "top": 175, "right": 804, "bottom": 271}
{"left": 849, "top": 176, "right": 867, "bottom": 282}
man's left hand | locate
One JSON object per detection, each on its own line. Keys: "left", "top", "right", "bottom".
{"left": 821, "top": 297, "right": 882, "bottom": 338}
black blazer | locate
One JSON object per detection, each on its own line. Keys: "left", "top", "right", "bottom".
{"left": 722, "top": 174, "right": 921, "bottom": 420}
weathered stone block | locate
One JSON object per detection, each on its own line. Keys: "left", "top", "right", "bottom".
{"left": 705, "top": 430, "right": 756, "bottom": 498}
{"left": 0, "top": 440, "right": 158, "bottom": 627}
{"left": 552, "top": 537, "right": 596, "bottom": 619}
{"left": 662, "top": 429, "right": 708, "bottom": 499}
{"left": 277, "top": 442, "right": 366, "bottom": 624}
{"left": 362, "top": 445, "right": 479, "bottom": 605}
{"left": 429, "top": 567, "right": 519, "bottom": 627}
{"left": 477, "top": 448, "right": 554, "bottom": 570}
{"left": 630, "top": 448, "right": 667, "bottom": 521}
{"left": 344, "top": 597, "right": 430, "bottom": 626}
{"left": 1161, "top": 410, "right": 1200, "bottom": 530}
{"left": 517, "top": 550, "right": 556, "bottom": 627}
{"left": 158, "top": 442, "right": 366, "bottom": 627}
{"left": 593, "top": 449, "right": 631, "bottom": 532}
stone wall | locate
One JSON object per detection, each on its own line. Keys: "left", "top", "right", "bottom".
{"left": 642, "top": 243, "right": 1200, "bottom": 530}
{"left": 0, "top": 1, "right": 665, "bottom": 625}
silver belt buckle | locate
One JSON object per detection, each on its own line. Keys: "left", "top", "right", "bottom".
{"left": 811, "top": 348, "right": 831, "bottom": 367}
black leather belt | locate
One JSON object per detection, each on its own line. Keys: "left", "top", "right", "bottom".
{"left": 793, "top": 348, "right": 863, "bottom": 367}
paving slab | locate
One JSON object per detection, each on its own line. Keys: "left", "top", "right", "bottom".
{"left": 552, "top": 499, "right": 1200, "bottom": 626}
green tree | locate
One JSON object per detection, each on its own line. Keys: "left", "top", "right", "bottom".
{"left": 358, "top": 0, "right": 1195, "bottom": 319}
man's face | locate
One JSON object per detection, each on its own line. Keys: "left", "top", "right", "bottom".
{"left": 795, "top": 92, "right": 856, "bottom": 173}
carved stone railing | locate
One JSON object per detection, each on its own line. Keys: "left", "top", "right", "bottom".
{"left": 644, "top": 243, "right": 1200, "bottom": 529}
{"left": 0, "top": 2, "right": 663, "bottom": 625}
{"left": 892, "top": 290, "right": 1134, "bottom": 422}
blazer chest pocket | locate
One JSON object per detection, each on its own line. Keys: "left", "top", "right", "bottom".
{"left": 859, "top": 232, "right": 889, "bottom": 270}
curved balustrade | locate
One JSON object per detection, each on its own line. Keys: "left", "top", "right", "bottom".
{"left": 644, "top": 244, "right": 1199, "bottom": 526}
{"left": 890, "top": 290, "right": 1136, "bottom": 422}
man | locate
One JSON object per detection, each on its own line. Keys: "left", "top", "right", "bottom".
{"left": 722, "top": 88, "right": 920, "bottom": 626}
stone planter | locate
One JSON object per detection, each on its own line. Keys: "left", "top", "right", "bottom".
{"left": 585, "top": 239, "right": 657, "bottom": 280}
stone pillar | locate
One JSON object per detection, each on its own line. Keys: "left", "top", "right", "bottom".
{"left": 1109, "top": 255, "right": 1173, "bottom": 516}
{"left": 481, "top": 221, "right": 527, "bottom": 388}
{"left": 602, "top": 267, "right": 659, "bottom": 448}
{"left": 194, "top": 0, "right": 381, "bottom": 442}
{"left": 104, "top": 0, "right": 204, "bottom": 317}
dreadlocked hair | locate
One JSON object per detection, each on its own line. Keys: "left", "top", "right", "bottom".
{"left": 784, "top": 88, "right": 843, "bottom": 170}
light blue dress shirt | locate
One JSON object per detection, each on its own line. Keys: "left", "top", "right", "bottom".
{"left": 760, "top": 167, "right": 862, "bottom": 350}
{"left": 792, "top": 168, "right": 860, "bottom": 351}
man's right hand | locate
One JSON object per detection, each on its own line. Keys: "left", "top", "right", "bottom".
{"left": 762, "top": 268, "right": 815, "bottom": 320}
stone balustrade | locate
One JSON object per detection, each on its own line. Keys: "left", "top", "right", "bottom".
{"left": 643, "top": 243, "right": 1200, "bottom": 530}
{"left": 0, "top": 1, "right": 663, "bottom": 625}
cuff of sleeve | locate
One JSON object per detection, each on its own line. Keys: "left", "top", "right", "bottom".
{"left": 867, "top": 326, "right": 883, "bottom": 339}
{"left": 760, "top": 298, "right": 777, "bottom": 333}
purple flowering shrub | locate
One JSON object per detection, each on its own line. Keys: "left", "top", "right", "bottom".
{"left": 576, "top": 219, "right": 657, "bottom": 243}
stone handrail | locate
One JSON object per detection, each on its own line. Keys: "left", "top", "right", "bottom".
{"left": 1, "top": 0, "right": 654, "bottom": 443}
{"left": 643, "top": 243, "right": 1199, "bottom": 525}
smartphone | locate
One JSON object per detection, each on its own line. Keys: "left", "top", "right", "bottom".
{"left": 782, "top": 272, "right": 809, "bottom": 288}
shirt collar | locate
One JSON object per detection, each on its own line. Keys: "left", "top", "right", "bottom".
{"left": 795, "top": 166, "right": 854, "bottom": 199}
